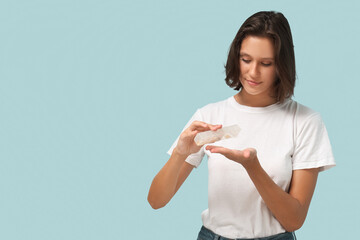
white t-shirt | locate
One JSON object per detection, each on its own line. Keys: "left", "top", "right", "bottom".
{"left": 167, "top": 96, "right": 335, "bottom": 239}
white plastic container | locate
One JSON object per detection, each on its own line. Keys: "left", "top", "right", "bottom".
{"left": 194, "top": 124, "right": 241, "bottom": 146}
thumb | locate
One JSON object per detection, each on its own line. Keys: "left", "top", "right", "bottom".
{"left": 243, "top": 148, "right": 257, "bottom": 158}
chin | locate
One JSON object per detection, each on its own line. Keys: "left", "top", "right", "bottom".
{"left": 242, "top": 87, "right": 262, "bottom": 96}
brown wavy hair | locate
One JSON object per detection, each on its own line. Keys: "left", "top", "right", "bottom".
{"left": 225, "top": 11, "right": 296, "bottom": 102}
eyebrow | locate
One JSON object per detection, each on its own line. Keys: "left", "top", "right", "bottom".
{"left": 240, "top": 52, "right": 274, "bottom": 60}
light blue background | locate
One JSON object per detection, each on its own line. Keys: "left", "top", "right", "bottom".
{"left": 0, "top": 0, "right": 359, "bottom": 239}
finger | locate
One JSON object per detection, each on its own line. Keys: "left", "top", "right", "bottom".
{"left": 189, "top": 130, "right": 198, "bottom": 136}
{"left": 197, "top": 124, "right": 222, "bottom": 132}
{"left": 190, "top": 122, "right": 222, "bottom": 132}
{"left": 243, "top": 148, "right": 257, "bottom": 159}
{"left": 243, "top": 149, "right": 251, "bottom": 158}
{"left": 205, "top": 145, "right": 219, "bottom": 151}
{"left": 206, "top": 145, "right": 235, "bottom": 158}
{"left": 189, "top": 121, "right": 209, "bottom": 131}
{"left": 209, "top": 124, "right": 222, "bottom": 131}
{"left": 185, "top": 130, "right": 199, "bottom": 140}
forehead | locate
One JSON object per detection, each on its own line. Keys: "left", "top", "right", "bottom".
{"left": 240, "top": 36, "right": 275, "bottom": 59}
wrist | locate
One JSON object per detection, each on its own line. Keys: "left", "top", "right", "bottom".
{"left": 173, "top": 147, "right": 189, "bottom": 160}
{"left": 243, "top": 156, "right": 261, "bottom": 173}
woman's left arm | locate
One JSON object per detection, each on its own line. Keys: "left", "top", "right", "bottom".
{"left": 205, "top": 146, "right": 319, "bottom": 232}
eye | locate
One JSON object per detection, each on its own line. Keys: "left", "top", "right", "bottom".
{"left": 261, "top": 62, "right": 272, "bottom": 67}
{"left": 241, "top": 58, "right": 251, "bottom": 64}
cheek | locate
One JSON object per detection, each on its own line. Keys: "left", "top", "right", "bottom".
{"left": 264, "top": 68, "right": 277, "bottom": 82}
{"left": 239, "top": 63, "right": 248, "bottom": 74}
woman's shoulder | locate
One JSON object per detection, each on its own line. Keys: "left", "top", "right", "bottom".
{"left": 286, "top": 99, "right": 320, "bottom": 117}
{"left": 286, "top": 99, "right": 323, "bottom": 127}
{"left": 194, "top": 97, "right": 233, "bottom": 122}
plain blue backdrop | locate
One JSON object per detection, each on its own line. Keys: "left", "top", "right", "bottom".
{"left": 0, "top": 0, "right": 359, "bottom": 239}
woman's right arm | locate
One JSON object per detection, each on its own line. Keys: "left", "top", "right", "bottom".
{"left": 147, "top": 149, "right": 194, "bottom": 209}
{"left": 147, "top": 121, "right": 221, "bottom": 209}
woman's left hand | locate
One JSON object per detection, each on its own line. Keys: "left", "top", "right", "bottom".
{"left": 205, "top": 145, "right": 258, "bottom": 169}
{"left": 206, "top": 144, "right": 320, "bottom": 232}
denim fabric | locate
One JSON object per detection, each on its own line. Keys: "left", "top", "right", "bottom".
{"left": 197, "top": 226, "right": 296, "bottom": 240}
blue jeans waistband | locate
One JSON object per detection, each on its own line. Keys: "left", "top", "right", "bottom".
{"left": 197, "top": 226, "right": 297, "bottom": 240}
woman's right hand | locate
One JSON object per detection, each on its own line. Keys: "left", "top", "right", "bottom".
{"left": 174, "top": 121, "right": 222, "bottom": 157}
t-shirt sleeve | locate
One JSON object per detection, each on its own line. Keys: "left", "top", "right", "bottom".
{"left": 167, "top": 109, "right": 206, "bottom": 168}
{"left": 292, "top": 113, "right": 336, "bottom": 172}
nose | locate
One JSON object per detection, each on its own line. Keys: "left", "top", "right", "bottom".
{"left": 249, "top": 62, "right": 260, "bottom": 78}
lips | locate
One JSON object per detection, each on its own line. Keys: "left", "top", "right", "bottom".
{"left": 246, "top": 79, "right": 261, "bottom": 86}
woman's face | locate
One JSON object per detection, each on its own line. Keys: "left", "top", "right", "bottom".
{"left": 239, "top": 36, "right": 277, "bottom": 98}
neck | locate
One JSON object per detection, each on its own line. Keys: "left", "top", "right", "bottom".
{"left": 235, "top": 90, "right": 277, "bottom": 107}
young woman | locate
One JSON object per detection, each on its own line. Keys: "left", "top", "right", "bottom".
{"left": 148, "top": 11, "right": 335, "bottom": 240}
